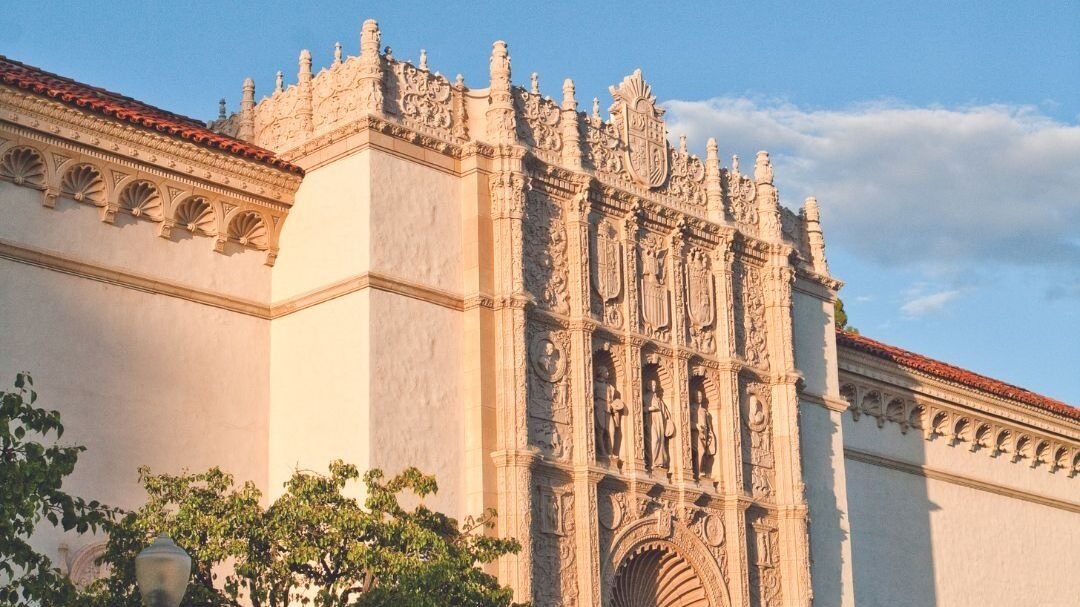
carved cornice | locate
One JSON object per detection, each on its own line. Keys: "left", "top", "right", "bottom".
{"left": 0, "top": 86, "right": 299, "bottom": 203}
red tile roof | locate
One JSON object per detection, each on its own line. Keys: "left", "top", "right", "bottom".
{"left": 837, "top": 329, "right": 1078, "bottom": 422}
{"left": 0, "top": 55, "right": 303, "bottom": 176}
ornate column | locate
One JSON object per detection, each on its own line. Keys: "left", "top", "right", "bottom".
{"left": 713, "top": 237, "right": 751, "bottom": 607}
{"left": 486, "top": 41, "right": 516, "bottom": 145}
{"left": 622, "top": 203, "right": 648, "bottom": 476}
{"left": 668, "top": 221, "right": 693, "bottom": 483}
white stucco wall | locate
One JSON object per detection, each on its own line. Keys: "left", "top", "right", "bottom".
{"left": 0, "top": 183, "right": 271, "bottom": 560}
{"left": 844, "top": 415, "right": 1080, "bottom": 606}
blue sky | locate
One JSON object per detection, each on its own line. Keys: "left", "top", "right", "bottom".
{"left": 3, "top": 2, "right": 1078, "bottom": 403}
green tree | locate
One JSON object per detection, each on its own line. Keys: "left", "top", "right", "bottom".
{"left": 0, "top": 373, "right": 115, "bottom": 606}
{"left": 834, "top": 298, "right": 858, "bottom": 334}
{"left": 79, "top": 462, "right": 523, "bottom": 607}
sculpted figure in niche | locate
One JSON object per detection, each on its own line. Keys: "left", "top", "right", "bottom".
{"left": 644, "top": 378, "right": 675, "bottom": 469}
{"left": 593, "top": 365, "right": 625, "bottom": 460}
{"left": 690, "top": 387, "right": 717, "bottom": 478}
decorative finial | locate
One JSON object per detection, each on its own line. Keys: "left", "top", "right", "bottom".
{"left": 487, "top": 40, "right": 515, "bottom": 144}
{"left": 754, "top": 150, "right": 773, "bottom": 185}
{"left": 731, "top": 154, "right": 740, "bottom": 175}
{"left": 455, "top": 73, "right": 464, "bottom": 87}
{"left": 530, "top": 72, "right": 539, "bottom": 95}
{"left": 419, "top": 49, "right": 428, "bottom": 70}
{"left": 361, "top": 19, "right": 381, "bottom": 58}
{"left": 217, "top": 98, "right": 226, "bottom": 120}
{"left": 706, "top": 137, "right": 718, "bottom": 156}
{"left": 239, "top": 78, "right": 255, "bottom": 141}
{"left": 561, "top": 78, "right": 576, "bottom": 110}
{"left": 705, "top": 138, "right": 722, "bottom": 222}
{"left": 275, "top": 71, "right": 283, "bottom": 93}
{"left": 803, "top": 196, "right": 829, "bottom": 275}
{"left": 592, "top": 97, "right": 600, "bottom": 121}
{"left": 384, "top": 46, "right": 393, "bottom": 61}
{"left": 679, "top": 134, "right": 687, "bottom": 154}
{"left": 299, "top": 49, "right": 312, "bottom": 78}
{"left": 334, "top": 41, "right": 343, "bottom": 65}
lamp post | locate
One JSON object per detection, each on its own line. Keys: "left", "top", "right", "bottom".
{"left": 135, "top": 534, "right": 191, "bottom": 607}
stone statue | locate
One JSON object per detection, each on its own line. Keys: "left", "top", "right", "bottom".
{"left": 644, "top": 378, "right": 674, "bottom": 469}
{"left": 690, "top": 387, "right": 717, "bottom": 477}
{"left": 593, "top": 365, "right": 625, "bottom": 459}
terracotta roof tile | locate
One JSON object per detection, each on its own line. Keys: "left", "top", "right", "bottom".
{"left": 836, "top": 329, "right": 1078, "bottom": 422}
{"left": 0, "top": 55, "right": 303, "bottom": 176}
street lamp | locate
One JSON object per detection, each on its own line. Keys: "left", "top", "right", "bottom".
{"left": 135, "top": 534, "right": 191, "bottom": 607}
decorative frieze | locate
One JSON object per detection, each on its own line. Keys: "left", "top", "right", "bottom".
{"left": 840, "top": 379, "right": 1080, "bottom": 477}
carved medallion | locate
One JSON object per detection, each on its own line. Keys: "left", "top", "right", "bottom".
{"left": 531, "top": 336, "right": 567, "bottom": 383}
{"left": 701, "top": 512, "right": 726, "bottom": 548}
{"left": 610, "top": 69, "right": 668, "bottom": 188}
{"left": 598, "top": 492, "right": 626, "bottom": 531}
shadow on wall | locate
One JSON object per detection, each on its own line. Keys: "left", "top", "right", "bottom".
{"left": 840, "top": 366, "right": 940, "bottom": 607}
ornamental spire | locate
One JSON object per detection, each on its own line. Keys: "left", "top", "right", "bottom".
{"left": 298, "top": 49, "right": 314, "bottom": 135}
{"left": 803, "top": 196, "right": 830, "bottom": 275}
{"left": 754, "top": 151, "right": 781, "bottom": 240}
{"left": 238, "top": 77, "right": 255, "bottom": 141}
{"left": 486, "top": 40, "right": 515, "bottom": 144}
{"left": 561, "top": 78, "right": 582, "bottom": 169}
{"left": 705, "top": 138, "right": 723, "bottom": 222}
{"left": 357, "top": 19, "right": 384, "bottom": 115}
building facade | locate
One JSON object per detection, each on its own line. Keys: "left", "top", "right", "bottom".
{"left": 1, "top": 20, "right": 1077, "bottom": 607}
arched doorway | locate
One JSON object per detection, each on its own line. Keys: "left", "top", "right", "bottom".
{"left": 611, "top": 544, "right": 710, "bottom": 607}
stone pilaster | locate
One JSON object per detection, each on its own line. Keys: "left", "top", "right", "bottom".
{"left": 763, "top": 250, "right": 812, "bottom": 607}
{"left": 489, "top": 151, "right": 533, "bottom": 602}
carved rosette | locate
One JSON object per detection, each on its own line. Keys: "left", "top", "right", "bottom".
{"left": 527, "top": 326, "right": 573, "bottom": 461}
{"left": 533, "top": 484, "right": 578, "bottom": 607}
{"left": 524, "top": 190, "right": 570, "bottom": 314}
{"left": 515, "top": 88, "right": 562, "bottom": 156}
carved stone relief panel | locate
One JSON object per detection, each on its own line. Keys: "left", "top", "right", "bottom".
{"left": 514, "top": 87, "right": 562, "bottom": 158}
{"left": 528, "top": 325, "right": 573, "bottom": 461}
{"left": 639, "top": 232, "right": 671, "bottom": 341}
{"left": 748, "top": 510, "right": 782, "bottom": 607}
{"left": 591, "top": 218, "right": 624, "bottom": 328}
{"left": 387, "top": 60, "right": 454, "bottom": 139}
{"left": 722, "top": 164, "right": 757, "bottom": 229}
{"left": 688, "top": 507, "right": 729, "bottom": 581}
{"left": 742, "top": 382, "right": 775, "bottom": 501}
{"left": 667, "top": 146, "right": 707, "bottom": 209}
{"left": 584, "top": 119, "right": 624, "bottom": 178}
{"left": 311, "top": 56, "right": 367, "bottom": 134}
{"left": 253, "top": 88, "right": 304, "bottom": 152}
{"left": 524, "top": 190, "right": 570, "bottom": 314}
{"left": 684, "top": 248, "right": 716, "bottom": 353}
{"left": 534, "top": 483, "right": 579, "bottom": 607}
{"left": 734, "top": 263, "right": 769, "bottom": 369}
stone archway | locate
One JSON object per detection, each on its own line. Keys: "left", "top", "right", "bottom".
{"left": 611, "top": 543, "right": 710, "bottom": 607}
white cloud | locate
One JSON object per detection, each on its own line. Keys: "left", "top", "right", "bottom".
{"left": 900, "top": 289, "right": 962, "bottom": 318}
{"left": 663, "top": 98, "right": 1080, "bottom": 274}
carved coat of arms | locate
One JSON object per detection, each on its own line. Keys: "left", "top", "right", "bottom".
{"left": 591, "top": 222, "right": 622, "bottom": 326}
{"left": 610, "top": 69, "right": 669, "bottom": 188}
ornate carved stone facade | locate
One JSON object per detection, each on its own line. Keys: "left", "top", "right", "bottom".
{"left": 4, "top": 20, "right": 1077, "bottom": 607}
